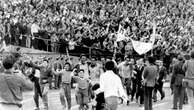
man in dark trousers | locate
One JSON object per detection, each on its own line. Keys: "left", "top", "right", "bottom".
{"left": 135, "top": 58, "right": 144, "bottom": 106}
{"left": 153, "top": 60, "right": 167, "bottom": 102}
{"left": 171, "top": 56, "right": 185, "bottom": 110}
{"left": 142, "top": 57, "right": 158, "bottom": 110}
{"left": 28, "top": 59, "right": 53, "bottom": 110}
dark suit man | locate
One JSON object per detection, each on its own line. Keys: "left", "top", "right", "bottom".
{"left": 171, "top": 56, "right": 185, "bottom": 110}
{"left": 142, "top": 57, "right": 158, "bottom": 110}
{"left": 134, "top": 59, "right": 144, "bottom": 105}
{"left": 153, "top": 60, "right": 167, "bottom": 102}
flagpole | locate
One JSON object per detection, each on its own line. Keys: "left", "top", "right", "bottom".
{"left": 66, "top": 47, "right": 71, "bottom": 64}
{"left": 113, "top": 46, "right": 116, "bottom": 60}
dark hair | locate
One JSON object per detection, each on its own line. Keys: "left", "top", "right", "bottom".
{"left": 80, "top": 54, "right": 87, "bottom": 58}
{"left": 43, "top": 59, "right": 49, "bottom": 63}
{"left": 65, "top": 62, "right": 71, "bottom": 66}
{"left": 92, "top": 83, "right": 100, "bottom": 91}
{"left": 124, "top": 55, "right": 130, "bottom": 60}
{"left": 64, "top": 62, "right": 71, "bottom": 70}
{"left": 105, "top": 61, "right": 115, "bottom": 71}
{"left": 3, "top": 55, "right": 17, "bottom": 69}
{"left": 177, "top": 55, "right": 184, "bottom": 61}
{"left": 148, "top": 56, "right": 156, "bottom": 64}
{"left": 191, "top": 50, "right": 194, "bottom": 59}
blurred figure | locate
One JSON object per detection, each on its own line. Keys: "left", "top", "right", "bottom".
{"left": 153, "top": 60, "right": 167, "bottom": 102}
{"left": 100, "top": 61, "right": 128, "bottom": 110}
{"left": 72, "top": 69, "right": 92, "bottom": 110}
{"left": 53, "top": 58, "right": 63, "bottom": 89}
{"left": 30, "top": 59, "right": 53, "bottom": 110}
{"left": 183, "top": 51, "right": 194, "bottom": 110}
{"left": 74, "top": 54, "right": 90, "bottom": 79}
{"left": 169, "top": 57, "right": 178, "bottom": 93}
{"left": 53, "top": 62, "right": 72, "bottom": 110}
{"left": 135, "top": 58, "right": 145, "bottom": 106}
{"left": 0, "top": 55, "right": 33, "bottom": 110}
{"left": 142, "top": 57, "right": 158, "bottom": 110}
{"left": 117, "top": 56, "right": 133, "bottom": 105}
{"left": 171, "top": 56, "right": 185, "bottom": 110}
{"left": 130, "top": 58, "right": 138, "bottom": 102}
{"left": 89, "top": 57, "right": 103, "bottom": 85}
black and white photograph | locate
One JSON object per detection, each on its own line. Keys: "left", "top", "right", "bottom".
{"left": 0, "top": 0, "right": 194, "bottom": 110}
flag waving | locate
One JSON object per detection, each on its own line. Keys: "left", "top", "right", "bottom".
{"left": 149, "top": 21, "right": 157, "bottom": 44}
{"left": 116, "top": 24, "right": 126, "bottom": 42}
{"left": 131, "top": 40, "right": 153, "bottom": 55}
{"left": 130, "top": 21, "right": 158, "bottom": 55}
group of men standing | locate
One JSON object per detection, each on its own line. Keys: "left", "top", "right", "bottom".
{"left": 171, "top": 51, "right": 194, "bottom": 110}
{"left": 0, "top": 50, "right": 194, "bottom": 110}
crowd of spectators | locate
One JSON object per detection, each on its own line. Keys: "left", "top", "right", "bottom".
{"left": 0, "top": 0, "right": 194, "bottom": 59}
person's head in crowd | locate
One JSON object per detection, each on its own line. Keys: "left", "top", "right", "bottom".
{"left": 100, "top": 57, "right": 106, "bottom": 64}
{"left": 92, "top": 83, "right": 100, "bottom": 91}
{"left": 64, "top": 62, "right": 71, "bottom": 71}
{"left": 130, "top": 58, "right": 135, "bottom": 65}
{"left": 158, "top": 60, "right": 164, "bottom": 67}
{"left": 92, "top": 83, "right": 102, "bottom": 95}
{"left": 155, "top": 60, "right": 160, "bottom": 66}
{"left": 13, "top": 63, "right": 20, "bottom": 70}
{"left": 136, "top": 59, "right": 140, "bottom": 66}
{"left": 172, "top": 57, "right": 178, "bottom": 64}
{"left": 177, "top": 55, "right": 184, "bottom": 63}
{"left": 128, "top": 62, "right": 134, "bottom": 71}
{"left": 184, "top": 54, "right": 190, "bottom": 60}
{"left": 117, "top": 57, "right": 122, "bottom": 64}
{"left": 124, "top": 55, "right": 130, "bottom": 64}
{"left": 78, "top": 69, "right": 85, "bottom": 78}
{"left": 147, "top": 56, "right": 156, "bottom": 65}
{"left": 105, "top": 60, "right": 115, "bottom": 71}
{"left": 90, "top": 57, "right": 97, "bottom": 67}
{"left": 2, "top": 54, "right": 18, "bottom": 70}
{"left": 42, "top": 59, "right": 49, "bottom": 68}
{"left": 80, "top": 54, "right": 87, "bottom": 64}
{"left": 190, "top": 50, "right": 194, "bottom": 59}
{"left": 139, "top": 58, "right": 144, "bottom": 66}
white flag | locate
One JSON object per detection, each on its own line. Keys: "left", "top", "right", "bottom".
{"left": 116, "top": 32, "right": 126, "bottom": 42}
{"left": 149, "top": 21, "right": 157, "bottom": 44}
{"left": 116, "top": 24, "right": 126, "bottom": 42}
{"left": 131, "top": 40, "right": 153, "bottom": 55}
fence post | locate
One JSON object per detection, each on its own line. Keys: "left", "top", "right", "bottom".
{"left": 47, "top": 39, "right": 49, "bottom": 52}
{"left": 89, "top": 47, "right": 92, "bottom": 59}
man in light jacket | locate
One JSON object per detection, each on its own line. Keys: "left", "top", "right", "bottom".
{"left": 183, "top": 50, "right": 194, "bottom": 110}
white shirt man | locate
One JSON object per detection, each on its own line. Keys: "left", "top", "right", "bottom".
{"left": 100, "top": 61, "right": 128, "bottom": 110}
{"left": 100, "top": 70, "right": 126, "bottom": 98}
{"left": 31, "top": 23, "right": 40, "bottom": 36}
{"left": 117, "top": 57, "right": 133, "bottom": 79}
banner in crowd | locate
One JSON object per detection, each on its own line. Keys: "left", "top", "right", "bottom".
{"left": 131, "top": 21, "right": 158, "bottom": 55}
{"left": 131, "top": 40, "right": 153, "bottom": 55}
